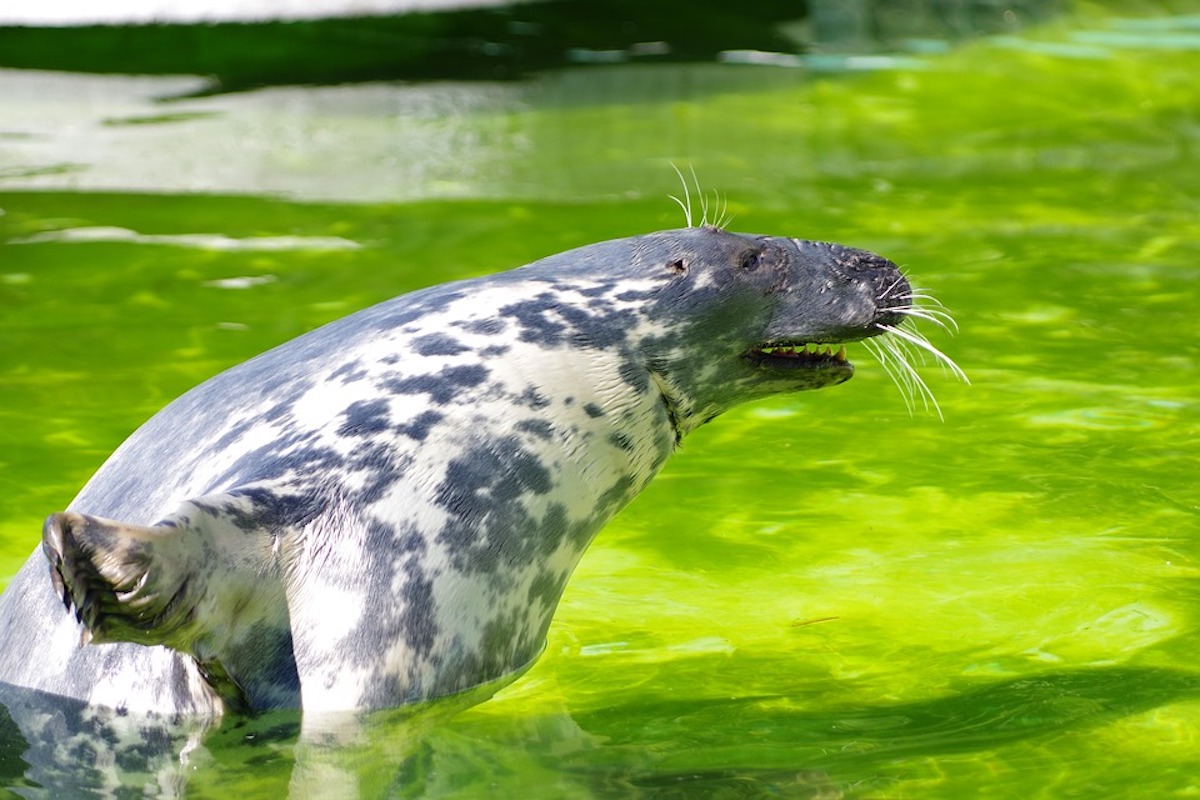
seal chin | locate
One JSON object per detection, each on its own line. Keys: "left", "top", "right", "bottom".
{"left": 744, "top": 341, "right": 853, "bottom": 375}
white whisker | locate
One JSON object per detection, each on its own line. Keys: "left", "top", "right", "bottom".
{"left": 669, "top": 164, "right": 730, "bottom": 230}
{"left": 668, "top": 163, "right": 694, "bottom": 228}
{"left": 904, "top": 291, "right": 949, "bottom": 308}
{"left": 877, "top": 323, "right": 970, "bottom": 384}
{"left": 889, "top": 337, "right": 942, "bottom": 418}
{"left": 900, "top": 293, "right": 958, "bottom": 329}
{"left": 862, "top": 338, "right": 917, "bottom": 415}
{"left": 857, "top": 284, "right": 968, "bottom": 418}
{"left": 914, "top": 307, "right": 959, "bottom": 329}
{"left": 879, "top": 274, "right": 909, "bottom": 301}
{"left": 879, "top": 332, "right": 942, "bottom": 418}
{"left": 710, "top": 191, "right": 729, "bottom": 230}
{"left": 891, "top": 306, "right": 956, "bottom": 332}
{"left": 668, "top": 193, "right": 692, "bottom": 228}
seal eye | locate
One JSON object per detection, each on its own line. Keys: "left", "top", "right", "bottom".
{"left": 740, "top": 251, "right": 761, "bottom": 271}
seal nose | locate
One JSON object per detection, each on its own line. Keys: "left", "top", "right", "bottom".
{"left": 785, "top": 239, "right": 911, "bottom": 337}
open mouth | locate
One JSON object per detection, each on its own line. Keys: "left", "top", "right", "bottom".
{"left": 745, "top": 342, "right": 851, "bottom": 371}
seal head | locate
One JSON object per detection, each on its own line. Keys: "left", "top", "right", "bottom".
{"left": 629, "top": 231, "right": 910, "bottom": 437}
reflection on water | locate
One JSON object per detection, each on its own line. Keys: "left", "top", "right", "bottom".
{"left": 5, "top": 665, "right": 1195, "bottom": 797}
{"left": 0, "top": 0, "right": 487, "bottom": 26}
{"left": 0, "top": 0, "right": 1064, "bottom": 92}
{"left": 0, "top": 0, "right": 1070, "bottom": 201}
{"left": 0, "top": 70, "right": 527, "bottom": 201}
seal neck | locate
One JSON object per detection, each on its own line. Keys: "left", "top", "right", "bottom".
{"left": 648, "top": 368, "right": 717, "bottom": 443}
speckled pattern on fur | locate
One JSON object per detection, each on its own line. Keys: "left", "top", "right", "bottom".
{"left": 0, "top": 227, "right": 911, "bottom": 716}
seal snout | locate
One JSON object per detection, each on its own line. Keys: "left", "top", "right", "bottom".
{"left": 806, "top": 242, "right": 907, "bottom": 333}
{"left": 817, "top": 243, "right": 911, "bottom": 326}
{"left": 773, "top": 239, "right": 912, "bottom": 345}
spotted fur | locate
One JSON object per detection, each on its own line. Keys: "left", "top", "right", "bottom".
{"left": 0, "top": 227, "right": 916, "bottom": 716}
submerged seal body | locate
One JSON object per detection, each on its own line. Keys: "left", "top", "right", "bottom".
{"left": 0, "top": 227, "right": 917, "bottom": 716}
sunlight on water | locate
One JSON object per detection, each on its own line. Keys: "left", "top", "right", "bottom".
{"left": 0, "top": 2, "right": 1198, "bottom": 796}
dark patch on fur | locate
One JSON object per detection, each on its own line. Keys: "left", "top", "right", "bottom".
{"left": 328, "top": 360, "right": 368, "bottom": 384}
{"left": 208, "top": 418, "right": 260, "bottom": 455}
{"left": 515, "top": 419, "right": 554, "bottom": 441}
{"left": 499, "top": 292, "right": 636, "bottom": 351}
{"left": 609, "top": 432, "right": 635, "bottom": 452}
{"left": 426, "top": 608, "right": 537, "bottom": 699}
{"left": 527, "top": 569, "right": 569, "bottom": 612}
{"left": 214, "top": 435, "right": 346, "bottom": 488}
{"left": 381, "top": 364, "right": 490, "bottom": 405}
{"left": 218, "top": 486, "right": 325, "bottom": 532}
{"left": 345, "top": 442, "right": 413, "bottom": 505}
{"left": 518, "top": 386, "right": 551, "bottom": 409}
{"left": 433, "top": 436, "right": 558, "bottom": 574}
{"left": 398, "top": 559, "right": 437, "bottom": 658}
{"left": 337, "top": 399, "right": 391, "bottom": 437}
{"left": 395, "top": 409, "right": 444, "bottom": 442}
{"left": 500, "top": 294, "right": 567, "bottom": 347}
{"left": 617, "top": 358, "right": 650, "bottom": 393}
{"left": 412, "top": 333, "right": 469, "bottom": 357}
{"left": 460, "top": 318, "right": 506, "bottom": 335}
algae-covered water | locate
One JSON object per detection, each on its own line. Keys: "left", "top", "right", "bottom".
{"left": 1, "top": 2, "right": 1199, "bottom": 797}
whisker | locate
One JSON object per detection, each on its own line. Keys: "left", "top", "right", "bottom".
{"left": 911, "top": 305, "right": 959, "bottom": 328}
{"left": 879, "top": 274, "right": 909, "bottom": 301}
{"left": 686, "top": 165, "right": 709, "bottom": 228}
{"left": 886, "top": 335, "right": 943, "bottom": 419}
{"left": 885, "top": 328, "right": 927, "bottom": 367}
{"left": 862, "top": 338, "right": 918, "bottom": 415}
{"left": 857, "top": 281, "right": 968, "bottom": 418}
{"left": 874, "top": 333, "right": 943, "bottom": 418}
{"left": 669, "top": 164, "right": 735, "bottom": 231}
{"left": 904, "top": 292, "right": 949, "bottom": 308}
{"left": 882, "top": 279, "right": 960, "bottom": 331}
{"left": 668, "top": 194, "right": 691, "bottom": 228}
{"left": 891, "top": 306, "right": 956, "bottom": 333}
{"left": 669, "top": 163, "right": 695, "bottom": 228}
{"left": 901, "top": 295, "right": 957, "bottom": 325}
{"left": 711, "top": 190, "right": 732, "bottom": 230}
{"left": 877, "top": 323, "right": 970, "bottom": 384}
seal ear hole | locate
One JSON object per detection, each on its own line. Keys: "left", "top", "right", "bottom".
{"left": 667, "top": 259, "right": 688, "bottom": 275}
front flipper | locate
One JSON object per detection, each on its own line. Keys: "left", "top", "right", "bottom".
{"left": 41, "top": 488, "right": 308, "bottom": 711}
{"left": 44, "top": 512, "right": 197, "bottom": 647}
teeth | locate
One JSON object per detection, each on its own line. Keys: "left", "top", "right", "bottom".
{"left": 756, "top": 343, "right": 850, "bottom": 362}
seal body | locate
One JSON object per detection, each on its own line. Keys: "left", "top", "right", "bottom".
{"left": 0, "top": 227, "right": 912, "bottom": 716}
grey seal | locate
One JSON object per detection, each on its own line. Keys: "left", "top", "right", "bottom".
{"left": 0, "top": 226, "right": 947, "bottom": 716}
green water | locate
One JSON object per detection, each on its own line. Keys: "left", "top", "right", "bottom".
{"left": 2, "top": 2, "right": 1199, "bottom": 797}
